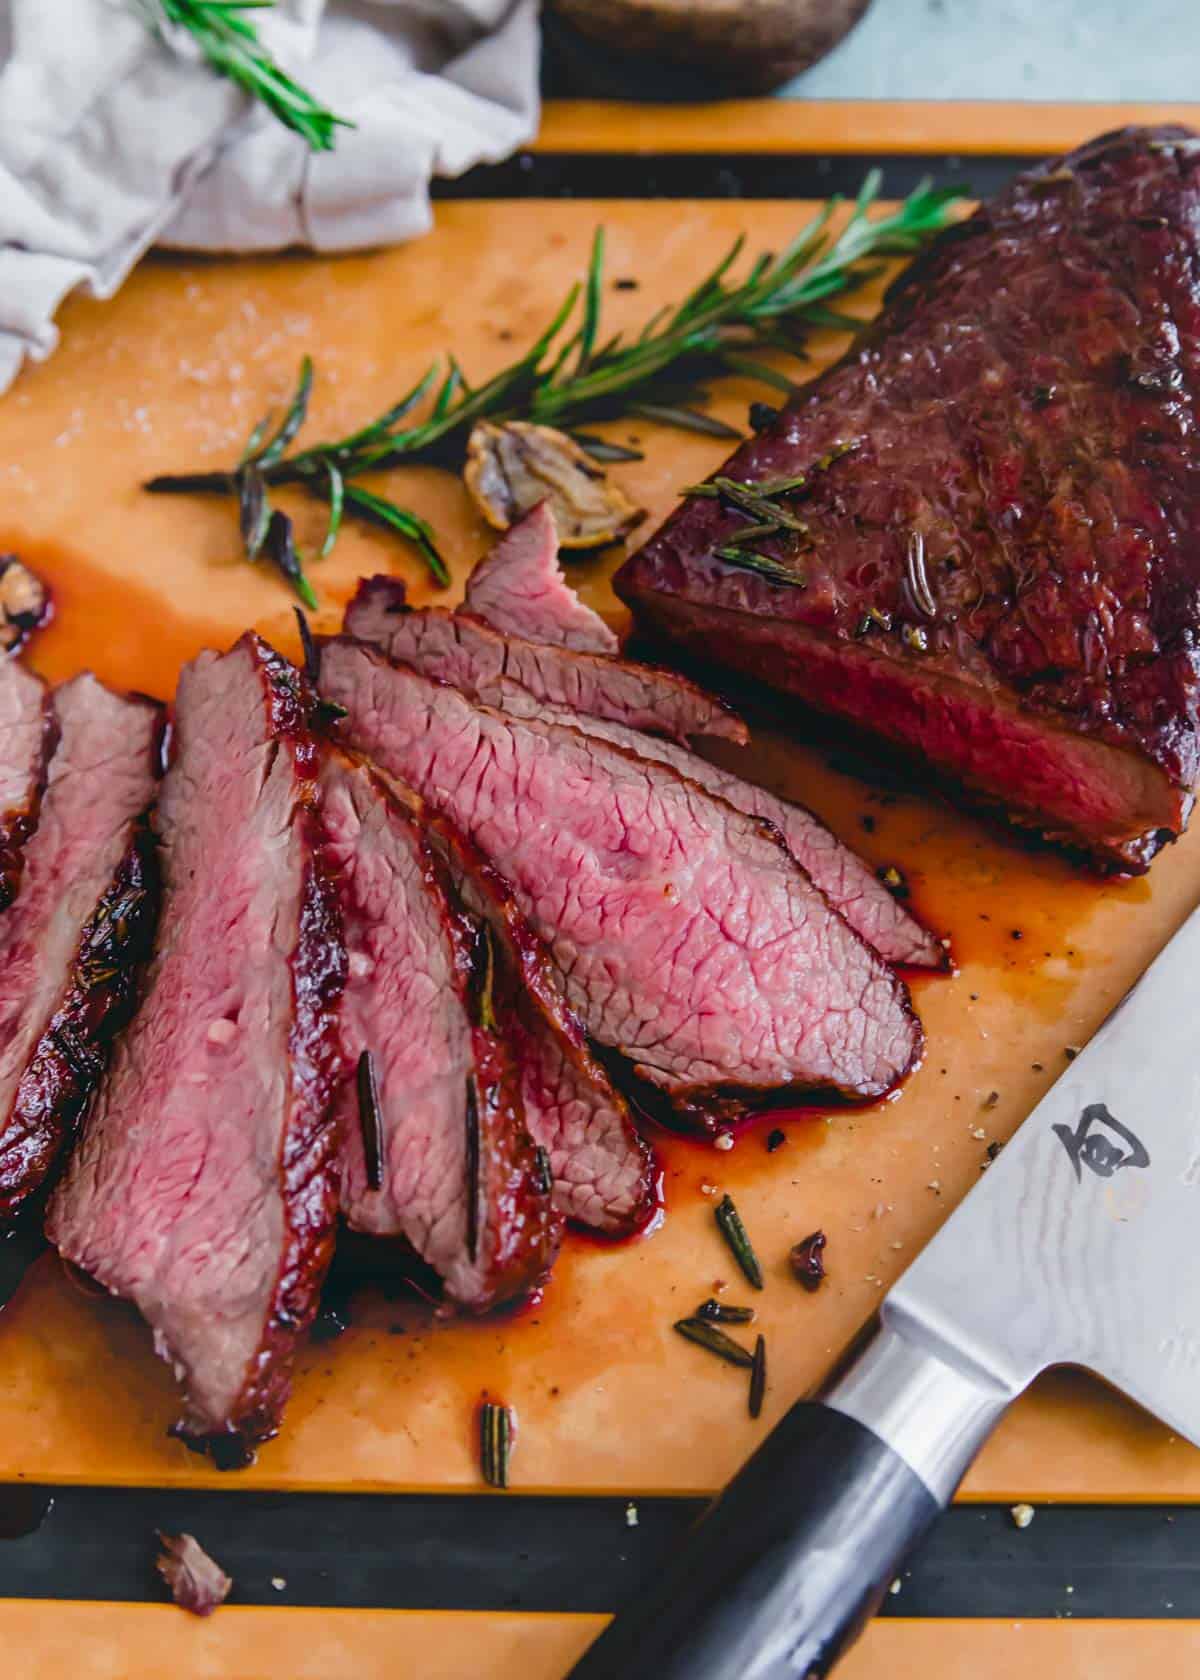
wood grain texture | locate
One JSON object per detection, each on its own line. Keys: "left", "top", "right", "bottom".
{"left": 1, "top": 1607, "right": 1199, "bottom": 1680}
{"left": 0, "top": 189, "right": 1198, "bottom": 1499}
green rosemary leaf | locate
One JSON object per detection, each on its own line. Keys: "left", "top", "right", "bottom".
{"left": 673, "top": 1316, "right": 755, "bottom": 1369}
{"left": 748, "top": 1333, "right": 767, "bottom": 1419}
{"left": 717, "top": 355, "right": 801, "bottom": 395}
{"left": 256, "top": 354, "right": 314, "bottom": 467}
{"left": 576, "top": 226, "right": 605, "bottom": 374}
{"left": 628, "top": 403, "right": 743, "bottom": 438}
{"left": 262, "top": 509, "right": 317, "bottom": 609}
{"left": 480, "top": 1402, "right": 513, "bottom": 1489}
{"left": 714, "top": 1194, "right": 764, "bottom": 1290}
{"left": 342, "top": 485, "right": 449, "bottom": 587}
{"left": 714, "top": 546, "right": 807, "bottom": 589}
{"left": 696, "top": 1298, "right": 756, "bottom": 1325}
{"left": 432, "top": 364, "right": 463, "bottom": 422}
{"left": 320, "top": 459, "right": 344, "bottom": 558}
{"left": 138, "top": 1, "right": 353, "bottom": 153}
{"left": 237, "top": 465, "right": 270, "bottom": 558}
{"left": 355, "top": 1049, "right": 384, "bottom": 1192}
{"left": 570, "top": 433, "right": 645, "bottom": 464}
{"left": 711, "top": 477, "right": 808, "bottom": 532}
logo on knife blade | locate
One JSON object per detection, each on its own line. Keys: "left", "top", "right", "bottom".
{"left": 1054, "top": 1102, "right": 1150, "bottom": 1182}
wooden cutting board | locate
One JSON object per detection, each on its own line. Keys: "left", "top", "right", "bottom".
{"left": 3, "top": 105, "right": 1200, "bottom": 1504}
{"left": 4, "top": 1605, "right": 1200, "bottom": 1680}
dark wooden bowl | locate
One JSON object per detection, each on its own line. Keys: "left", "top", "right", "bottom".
{"left": 546, "top": 0, "right": 876, "bottom": 96}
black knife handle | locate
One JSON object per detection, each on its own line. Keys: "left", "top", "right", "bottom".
{"left": 566, "top": 1402, "right": 940, "bottom": 1680}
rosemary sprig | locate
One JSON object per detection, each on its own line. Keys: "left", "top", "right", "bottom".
{"left": 715, "top": 1194, "right": 764, "bottom": 1291}
{"left": 136, "top": 2, "right": 352, "bottom": 152}
{"left": 673, "top": 1317, "right": 755, "bottom": 1369}
{"left": 480, "top": 1402, "right": 513, "bottom": 1489}
{"left": 145, "top": 177, "right": 964, "bottom": 593}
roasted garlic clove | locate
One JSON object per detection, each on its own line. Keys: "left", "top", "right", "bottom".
{"left": 0, "top": 555, "right": 50, "bottom": 653}
{"left": 464, "top": 420, "right": 645, "bottom": 549}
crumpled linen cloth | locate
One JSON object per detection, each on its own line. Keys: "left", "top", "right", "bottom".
{"left": 0, "top": 0, "right": 539, "bottom": 390}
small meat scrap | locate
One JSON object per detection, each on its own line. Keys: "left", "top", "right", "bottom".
{"left": 465, "top": 420, "right": 644, "bottom": 548}
{"left": 0, "top": 556, "right": 50, "bottom": 653}
{"left": 790, "top": 1229, "right": 827, "bottom": 1292}
{"left": 156, "top": 1531, "right": 232, "bottom": 1617}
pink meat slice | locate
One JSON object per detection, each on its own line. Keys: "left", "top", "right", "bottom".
{"left": 462, "top": 502, "right": 619, "bottom": 655}
{"left": 412, "top": 797, "right": 659, "bottom": 1238}
{"left": 48, "top": 636, "right": 346, "bottom": 1462}
{"left": 320, "top": 750, "right": 559, "bottom": 1310}
{"left": 0, "top": 674, "right": 161, "bottom": 1220}
{"left": 320, "top": 639, "right": 922, "bottom": 1127}
{"left": 0, "top": 658, "right": 55, "bottom": 911}
{"left": 345, "top": 579, "right": 747, "bottom": 747}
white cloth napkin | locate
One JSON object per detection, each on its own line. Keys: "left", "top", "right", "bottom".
{"left": 0, "top": 0, "right": 539, "bottom": 391}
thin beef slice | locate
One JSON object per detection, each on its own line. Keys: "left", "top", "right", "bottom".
{"left": 320, "top": 750, "right": 559, "bottom": 1309}
{"left": 461, "top": 502, "right": 619, "bottom": 655}
{"left": 0, "top": 657, "right": 55, "bottom": 910}
{"left": 344, "top": 579, "right": 746, "bottom": 746}
{"left": 47, "top": 636, "right": 345, "bottom": 1463}
{"left": 320, "top": 639, "right": 921, "bottom": 1127}
{"left": 0, "top": 675, "right": 160, "bottom": 1222}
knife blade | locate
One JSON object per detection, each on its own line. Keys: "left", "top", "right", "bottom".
{"left": 567, "top": 903, "right": 1200, "bottom": 1680}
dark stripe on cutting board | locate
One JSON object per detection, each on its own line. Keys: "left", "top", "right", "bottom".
{"left": 0, "top": 1487, "right": 1195, "bottom": 1620}
{"left": 433, "top": 152, "right": 1026, "bottom": 203}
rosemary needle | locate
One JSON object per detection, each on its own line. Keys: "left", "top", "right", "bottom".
{"left": 480, "top": 1402, "right": 514, "bottom": 1489}
{"left": 145, "top": 180, "right": 964, "bottom": 589}
{"left": 674, "top": 1316, "right": 755, "bottom": 1369}
{"left": 136, "top": 2, "right": 352, "bottom": 152}
{"left": 715, "top": 1194, "right": 764, "bottom": 1291}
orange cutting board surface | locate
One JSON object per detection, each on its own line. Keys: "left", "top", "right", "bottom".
{"left": 3, "top": 141, "right": 1200, "bottom": 1501}
{"left": 4, "top": 1606, "right": 1200, "bottom": 1680}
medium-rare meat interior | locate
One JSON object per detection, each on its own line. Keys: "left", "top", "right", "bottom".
{"left": 47, "top": 635, "right": 345, "bottom": 1464}
{"left": 615, "top": 127, "right": 1200, "bottom": 871}
{"left": 345, "top": 578, "right": 747, "bottom": 746}
{"left": 462, "top": 678, "right": 943, "bottom": 973}
{"left": 0, "top": 657, "right": 55, "bottom": 911}
{"left": 320, "top": 749, "right": 560, "bottom": 1310}
{"left": 319, "top": 639, "right": 922, "bottom": 1127}
{"left": 0, "top": 675, "right": 161, "bottom": 1222}
{"left": 461, "top": 501, "right": 619, "bottom": 655}
{"left": 404, "top": 788, "right": 659, "bottom": 1238}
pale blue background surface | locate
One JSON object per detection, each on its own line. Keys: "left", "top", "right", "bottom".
{"left": 780, "top": 0, "right": 1200, "bottom": 100}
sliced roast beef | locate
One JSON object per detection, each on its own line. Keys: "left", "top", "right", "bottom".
{"left": 409, "top": 793, "right": 659, "bottom": 1237}
{"left": 320, "top": 750, "right": 559, "bottom": 1308}
{"left": 0, "top": 659, "right": 55, "bottom": 911}
{"left": 345, "top": 580, "right": 746, "bottom": 746}
{"left": 616, "top": 128, "right": 1200, "bottom": 872}
{"left": 0, "top": 676, "right": 161, "bottom": 1221}
{"left": 461, "top": 502, "right": 619, "bottom": 655}
{"left": 47, "top": 636, "right": 345, "bottom": 1462}
{"left": 476, "top": 678, "right": 942, "bottom": 972}
{"left": 320, "top": 640, "right": 921, "bottom": 1125}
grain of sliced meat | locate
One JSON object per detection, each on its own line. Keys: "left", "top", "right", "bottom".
{"left": 462, "top": 501, "right": 619, "bottom": 654}
{"left": 320, "top": 640, "right": 921, "bottom": 1127}
{"left": 345, "top": 580, "right": 746, "bottom": 746}
{"left": 0, "top": 658, "right": 55, "bottom": 912}
{"left": 0, "top": 676, "right": 161, "bottom": 1222}
{"left": 47, "top": 636, "right": 345, "bottom": 1462}
{"left": 320, "top": 750, "right": 559, "bottom": 1309}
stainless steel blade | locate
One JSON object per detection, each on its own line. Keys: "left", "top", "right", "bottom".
{"left": 865, "top": 899, "right": 1200, "bottom": 1456}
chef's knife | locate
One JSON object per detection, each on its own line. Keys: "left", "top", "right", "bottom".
{"left": 567, "top": 903, "right": 1200, "bottom": 1679}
